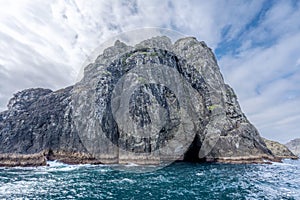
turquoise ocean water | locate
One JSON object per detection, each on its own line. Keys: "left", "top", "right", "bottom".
{"left": 0, "top": 159, "right": 299, "bottom": 199}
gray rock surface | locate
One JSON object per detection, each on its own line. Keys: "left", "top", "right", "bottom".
{"left": 285, "top": 138, "right": 300, "bottom": 156}
{"left": 0, "top": 87, "right": 99, "bottom": 164}
{"left": 263, "top": 138, "right": 298, "bottom": 160}
{"left": 0, "top": 36, "right": 282, "bottom": 166}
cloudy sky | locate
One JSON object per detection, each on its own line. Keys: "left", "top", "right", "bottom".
{"left": 0, "top": 0, "right": 299, "bottom": 143}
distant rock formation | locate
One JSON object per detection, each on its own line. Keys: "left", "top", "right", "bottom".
{"left": 262, "top": 138, "right": 298, "bottom": 160}
{"left": 0, "top": 36, "right": 291, "bottom": 167}
{"left": 285, "top": 138, "right": 300, "bottom": 156}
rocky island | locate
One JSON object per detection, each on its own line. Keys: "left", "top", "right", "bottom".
{"left": 286, "top": 138, "right": 300, "bottom": 156}
{"left": 0, "top": 36, "right": 297, "bottom": 167}
{"left": 262, "top": 138, "right": 297, "bottom": 160}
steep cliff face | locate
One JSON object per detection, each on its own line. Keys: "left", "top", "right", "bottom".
{"left": 0, "top": 87, "right": 83, "bottom": 153}
{"left": 0, "top": 36, "right": 282, "bottom": 166}
{"left": 0, "top": 88, "right": 99, "bottom": 166}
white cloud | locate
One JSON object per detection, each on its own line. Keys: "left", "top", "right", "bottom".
{"left": 0, "top": 0, "right": 299, "bottom": 142}
{"left": 219, "top": 1, "right": 300, "bottom": 142}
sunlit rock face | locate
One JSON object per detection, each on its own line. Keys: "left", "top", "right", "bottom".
{"left": 0, "top": 36, "right": 277, "bottom": 166}
{"left": 262, "top": 138, "right": 297, "bottom": 159}
{"left": 285, "top": 138, "right": 300, "bottom": 156}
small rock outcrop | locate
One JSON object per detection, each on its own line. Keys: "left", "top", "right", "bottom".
{"left": 0, "top": 36, "right": 287, "bottom": 166}
{"left": 263, "top": 138, "right": 298, "bottom": 160}
{"left": 285, "top": 138, "right": 300, "bottom": 156}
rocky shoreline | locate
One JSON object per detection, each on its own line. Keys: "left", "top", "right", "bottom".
{"left": 0, "top": 152, "right": 46, "bottom": 167}
{"left": 0, "top": 146, "right": 297, "bottom": 167}
{"left": 0, "top": 150, "right": 101, "bottom": 167}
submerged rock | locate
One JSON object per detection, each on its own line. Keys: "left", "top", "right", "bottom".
{"left": 0, "top": 36, "right": 287, "bottom": 166}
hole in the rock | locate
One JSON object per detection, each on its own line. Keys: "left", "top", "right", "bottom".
{"left": 183, "top": 134, "right": 206, "bottom": 163}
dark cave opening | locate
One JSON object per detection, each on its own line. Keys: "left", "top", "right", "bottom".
{"left": 183, "top": 134, "right": 206, "bottom": 163}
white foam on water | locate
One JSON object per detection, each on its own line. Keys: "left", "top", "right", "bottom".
{"left": 98, "top": 168, "right": 110, "bottom": 173}
{"left": 109, "top": 178, "right": 136, "bottom": 184}
{"left": 270, "top": 162, "right": 294, "bottom": 166}
{"left": 37, "top": 160, "right": 81, "bottom": 172}
{"left": 0, "top": 179, "right": 51, "bottom": 197}
{"left": 42, "top": 160, "right": 99, "bottom": 172}
{"left": 47, "top": 160, "right": 67, "bottom": 167}
{"left": 124, "top": 163, "right": 140, "bottom": 167}
{"left": 119, "top": 178, "right": 136, "bottom": 183}
{"left": 196, "top": 172, "right": 204, "bottom": 176}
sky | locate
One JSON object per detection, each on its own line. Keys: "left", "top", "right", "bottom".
{"left": 0, "top": 0, "right": 299, "bottom": 143}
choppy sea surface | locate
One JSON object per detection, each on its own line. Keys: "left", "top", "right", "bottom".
{"left": 0, "top": 159, "right": 299, "bottom": 200}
